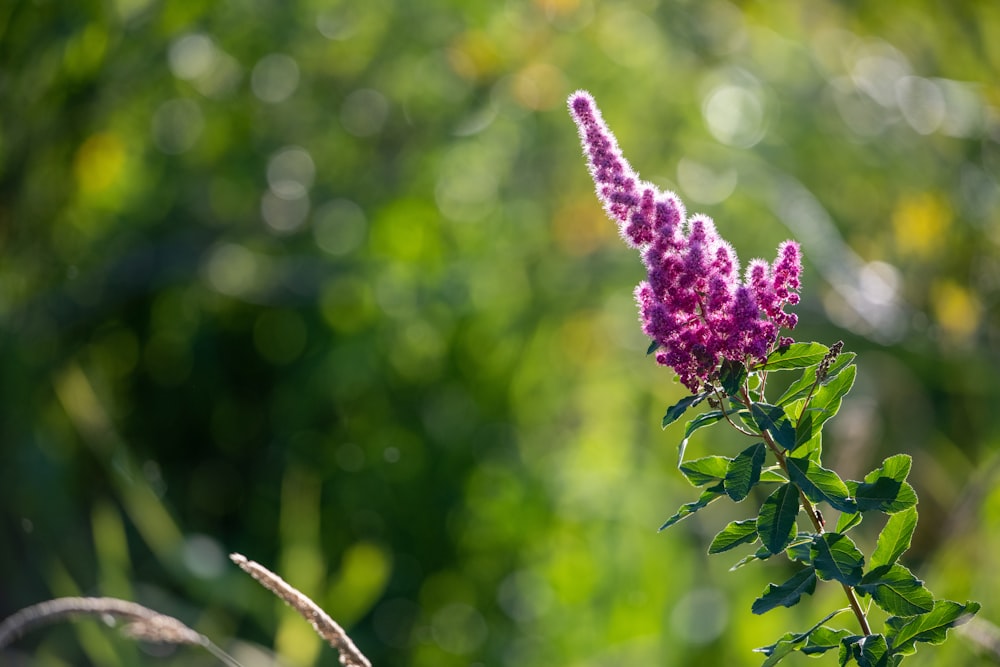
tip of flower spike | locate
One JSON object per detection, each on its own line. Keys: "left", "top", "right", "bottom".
{"left": 568, "top": 90, "right": 595, "bottom": 115}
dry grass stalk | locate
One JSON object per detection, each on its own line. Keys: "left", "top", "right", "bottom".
{"left": 230, "top": 552, "right": 372, "bottom": 667}
{"left": 0, "top": 596, "right": 204, "bottom": 648}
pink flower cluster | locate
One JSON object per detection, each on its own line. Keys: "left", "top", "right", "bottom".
{"left": 568, "top": 90, "right": 802, "bottom": 392}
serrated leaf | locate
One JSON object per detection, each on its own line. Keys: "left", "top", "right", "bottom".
{"left": 730, "top": 545, "right": 772, "bottom": 571}
{"left": 758, "top": 342, "right": 830, "bottom": 370}
{"left": 719, "top": 358, "right": 748, "bottom": 396}
{"left": 776, "top": 352, "right": 857, "bottom": 406}
{"left": 751, "top": 403, "right": 796, "bottom": 449}
{"left": 785, "top": 456, "right": 856, "bottom": 513}
{"left": 679, "top": 455, "right": 732, "bottom": 487}
{"left": 870, "top": 507, "right": 917, "bottom": 570}
{"left": 709, "top": 518, "right": 759, "bottom": 554}
{"left": 811, "top": 533, "right": 864, "bottom": 585}
{"left": 792, "top": 365, "right": 857, "bottom": 450}
{"left": 858, "top": 563, "right": 933, "bottom": 616}
{"left": 850, "top": 455, "right": 917, "bottom": 514}
{"left": 885, "top": 600, "right": 980, "bottom": 655}
{"left": 725, "top": 442, "right": 766, "bottom": 501}
{"left": 758, "top": 483, "right": 800, "bottom": 554}
{"left": 752, "top": 566, "right": 817, "bottom": 614}
{"left": 662, "top": 391, "right": 708, "bottom": 428}
{"left": 836, "top": 511, "right": 863, "bottom": 533}
{"left": 659, "top": 483, "right": 725, "bottom": 531}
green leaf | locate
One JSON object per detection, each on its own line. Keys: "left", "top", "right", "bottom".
{"left": 725, "top": 442, "right": 766, "bottom": 501}
{"left": 758, "top": 342, "right": 829, "bottom": 370}
{"left": 811, "top": 533, "right": 864, "bottom": 585}
{"left": 885, "top": 600, "right": 980, "bottom": 655}
{"left": 755, "top": 633, "right": 802, "bottom": 667}
{"left": 659, "top": 483, "right": 726, "bottom": 531}
{"left": 719, "top": 358, "right": 747, "bottom": 396}
{"left": 755, "top": 608, "right": 853, "bottom": 663}
{"left": 683, "top": 410, "right": 725, "bottom": 438}
{"left": 752, "top": 566, "right": 817, "bottom": 614}
{"left": 751, "top": 403, "right": 796, "bottom": 449}
{"left": 850, "top": 455, "right": 917, "bottom": 514}
{"left": 836, "top": 511, "right": 862, "bottom": 533}
{"left": 785, "top": 533, "right": 815, "bottom": 563}
{"left": 792, "top": 365, "right": 857, "bottom": 450}
{"left": 760, "top": 467, "right": 787, "bottom": 484}
{"left": 853, "top": 634, "right": 890, "bottom": 667}
{"left": 709, "top": 518, "right": 759, "bottom": 554}
{"left": 803, "top": 626, "right": 854, "bottom": 656}
{"left": 662, "top": 391, "right": 708, "bottom": 427}
{"left": 786, "top": 456, "right": 856, "bottom": 513}
{"left": 776, "top": 352, "right": 856, "bottom": 406}
{"left": 870, "top": 507, "right": 917, "bottom": 570}
{"left": 730, "top": 545, "right": 771, "bottom": 571}
{"left": 858, "top": 563, "right": 934, "bottom": 616}
{"left": 757, "top": 483, "right": 800, "bottom": 554}
{"left": 679, "top": 455, "right": 731, "bottom": 487}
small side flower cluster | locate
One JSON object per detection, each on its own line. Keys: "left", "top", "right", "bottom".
{"left": 568, "top": 90, "right": 802, "bottom": 392}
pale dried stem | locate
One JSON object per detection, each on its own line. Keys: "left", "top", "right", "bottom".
{"left": 1, "top": 596, "right": 202, "bottom": 649}
{"left": 230, "top": 552, "right": 372, "bottom": 667}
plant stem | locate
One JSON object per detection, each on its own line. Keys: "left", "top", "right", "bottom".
{"left": 758, "top": 428, "right": 872, "bottom": 636}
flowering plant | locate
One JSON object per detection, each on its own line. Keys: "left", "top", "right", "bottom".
{"left": 569, "top": 90, "right": 978, "bottom": 666}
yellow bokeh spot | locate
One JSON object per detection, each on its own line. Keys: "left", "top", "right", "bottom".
{"left": 74, "top": 132, "right": 126, "bottom": 194}
{"left": 510, "top": 62, "right": 567, "bottom": 110}
{"left": 931, "top": 280, "right": 981, "bottom": 343}
{"left": 446, "top": 30, "right": 502, "bottom": 81}
{"left": 891, "top": 191, "right": 952, "bottom": 258}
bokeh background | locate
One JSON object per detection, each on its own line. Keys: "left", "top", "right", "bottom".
{"left": 2, "top": 0, "right": 999, "bottom": 665}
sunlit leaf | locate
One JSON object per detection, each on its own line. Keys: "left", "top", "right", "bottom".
{"left": 683, "top": 409, "right": 725, "bottom": 438}
{"left": 662, "top": 391, "right": 709, "bottom": 427}
{"left": 757, "top": 483, "right": 800, "bottom": 554}
{"left": 885, "top": 600, "right": 980, "bottom": 655}
{"left": 752, "top": 566, "right": 817, "bottom": 614}
{"left": 659, "top": 483, "right": 726, "bottom": 531}
{"left": 730, "top": 545, "right": 772, "bottom": 571}
{"left": 724, "top": 442, "right": 766, "bottom": 501}
{"left": 755, "top": 608, "right": 852, "bottom": 663}
{"left": 776, "top": 352, "right": 856, "bottom": 406}
{"left": 709, "top": 518, "right": 758, "bottom": 554}
{"left": 785, "top": 456, "right": 856, "bottom": 513}
{"left": 792, "top": 365, "right": 856, "bottom": 450}
{"left": 870, "top": 507, "right": 917, "bottom": 570}
{"left": 850, "top": 455, "right": 917, "bottom": 514}
{"left": 836, "top": 511, "right": 863, "bottom": 533}
{"left": 811, "top": 533, "right": 864, "bottom": 585}
{"left": 758, "top": 342, "right": 829, "bottom": 370}
{"left": 858, "top": 563, "right": 934, "bottom": 616}
{"left": 760, "top": 467, "right": 787, "bottom": 484}
{"left": 679, "top": 455, "right": 731, "bottom": 487}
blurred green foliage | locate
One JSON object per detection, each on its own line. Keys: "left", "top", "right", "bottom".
{"left": 1, "top": 0, "right": 999, "bottom": 665}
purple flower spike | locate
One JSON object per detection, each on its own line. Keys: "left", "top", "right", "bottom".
{"left": 569, "top": 91, "right": 803, "bottom": 392}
